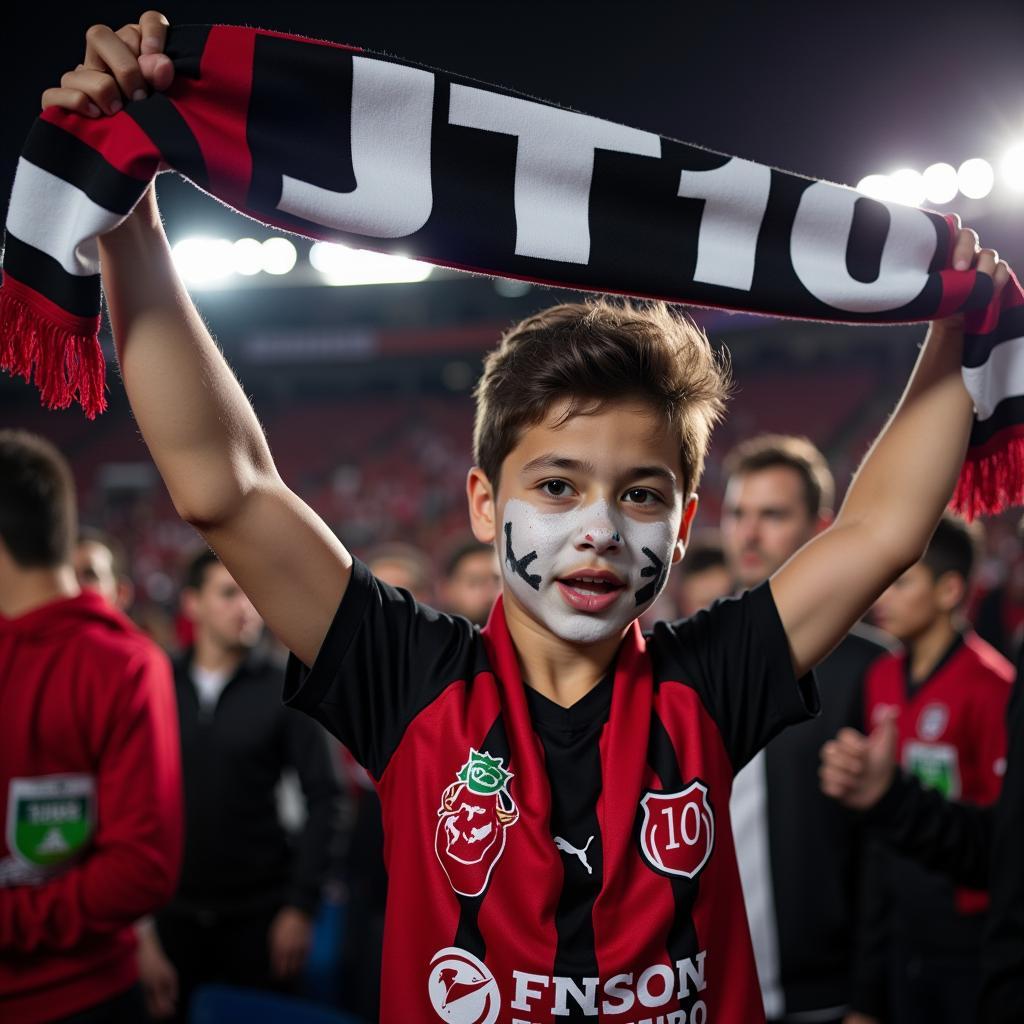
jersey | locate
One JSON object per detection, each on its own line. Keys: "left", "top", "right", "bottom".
{"left": 284, "top": 560, "right": 818, "bottom": 1023}
{"left": 864, "top": 631, "right": 1013, "bottom": 920}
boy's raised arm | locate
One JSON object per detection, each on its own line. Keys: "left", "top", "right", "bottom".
{"left": 771, "top": 230, "right": 1010, "bottom": 679}
{"left": 49, "top": 15, "right": 352, "bottom": 666}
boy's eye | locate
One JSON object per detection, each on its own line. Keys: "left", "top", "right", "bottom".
{"left": 542, "top": 479, "right": 572, "bottom": 498}
{"left": 624, "top": 487, "right": 659, "bottom": 505}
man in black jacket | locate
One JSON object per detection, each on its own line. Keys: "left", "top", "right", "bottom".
{"left": 821, "top": 650, "right": 1024, "bottom": 1024}
{"left": 721, "top": 435, "right": 890, "bottom": 1024}
{"left": 136, "top": 549, "right": 340, "bottom": 1021}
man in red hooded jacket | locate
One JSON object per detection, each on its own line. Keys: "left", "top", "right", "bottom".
{"left": 0, "top": 429, "right": 183, "bottom": 1023}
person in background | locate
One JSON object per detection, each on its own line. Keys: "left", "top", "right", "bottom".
{"left": 820, "top": 647, "right": 1024, "bottom": 1024}
{"left": 362, "top": 541, "right": 434, "bottom": 603}
{"left": 856, "top": 514, "right": 1012, "bottom": 1024}
{"left": 720, "top": 434, "right": 891, "bottom": 1024}
{"left": 136, "top": 549, "right": 340, "bottom": 1021}
{"left": 74, "top": 526, "right": 134, "bottom": 612}
{"left": 0, "top": 430, "right": 182, "bottom": 1023}
{"left": 439, "top": 537, "right": 501, "bottom": 625}
{"left": 675, "top": 532, "right": 733, "bottom": 617}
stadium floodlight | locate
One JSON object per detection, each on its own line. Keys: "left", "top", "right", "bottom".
{"left": 171, "top": 237, "right": 235, "bottom": 285}
{"left": 922, "top": 162, "right": 959, "bottom": 205}
{"left": 1001, "top": 143, "right": 1024, "bottom": 192}
{"left": 958, "top": 158, "right": 994, "bottom": 199}
{"left": 261, "top": 237, "right": 298, "bottom": 275}
{"left": 232, "top": 238, "right": 264, "bottom": 276}
{"left": 888, "top": 168, "right": 926, "bottom": 207}
{"left": 856, "top": 174, "right": 892, "bottom": 201}
{"left": 309, "top": 241, "right": 433, "bottom": 285}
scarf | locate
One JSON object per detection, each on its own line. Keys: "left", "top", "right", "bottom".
{"left": 2, "top": 24, "right": 1022, "bottom": 517}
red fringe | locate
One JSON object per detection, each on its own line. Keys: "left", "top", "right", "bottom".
{"left": 952, "top": 435, "right": 1024, "bottom": 520}
{"left": 0, "top": 287, "right": 106, "bottom": 418}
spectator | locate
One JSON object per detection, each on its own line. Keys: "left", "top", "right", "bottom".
{"left": 74, "top": 526, "right": 134, "bottom": 612}
{"left": 362, "top": 542, "right": 433, "bottom": 603}
{"left": 858, "top": 514, "right": 1013, "bottom": 1023}
{"left": 675, "top": 532, "right": 732, "bottom": 616}
{"left": 720, "top": 434, "right": 891, "bottom": 1024}
{"left": 137, "top": 549, "right": 340, "bottom": 1021}
{"left": 439, "top": 537, "right": 501, "bottom": 624}
{"left": 0, "top": 430, "right": 182, "bottom": 1023}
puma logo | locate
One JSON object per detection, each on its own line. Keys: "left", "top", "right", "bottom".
{"left": 554, "top": 834, "right": 595, "bottom": 875}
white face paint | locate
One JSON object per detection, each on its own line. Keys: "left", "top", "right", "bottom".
{"left": 501, "top": 496, "right": 677, "bottom": 644}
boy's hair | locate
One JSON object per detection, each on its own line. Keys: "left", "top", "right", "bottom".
{"left": 723, "top": 433, "right": 835, "bottom": 520}
{"left": 184, "top": 548, "right": 221, "bottom": 592}
{"left": 922, "top": 514, "right": 983, "bottom": 585}
{"left": 0, "top": 430, "right": 76, "bottom": 569}
{"left": 78, "top": 525, "right": 129, "bottom": 580}
{"left": 473, "top": 298, "right": 731, "bottom": 494}
{"left": 443, "top": 537, "right": 493, "bottom": 579}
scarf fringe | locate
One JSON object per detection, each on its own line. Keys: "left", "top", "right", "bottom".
{"left": 952, "top": 436, "right": 1024, "bottom": 520}
{"left": 0, "top": 287, "right": 106, "bottom": 418}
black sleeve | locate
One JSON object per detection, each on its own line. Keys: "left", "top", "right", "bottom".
{"left": 283, "top": 558, "right": 479, "bottom": 779}
{"left": 865, "top": 771, "right": 993, "bottom": 888}
{"left": 649, "top": 580, "right": 819, "bottom": 771}
{"left": 282, "top": 712, "right": 342, "bottom": 916}
{"left": 979, "top": 666, "right": 1024, "bottom": 1024}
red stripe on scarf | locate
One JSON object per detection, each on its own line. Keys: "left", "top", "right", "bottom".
{"left": 41, "top": 106, "right": 160, "bottom": 181}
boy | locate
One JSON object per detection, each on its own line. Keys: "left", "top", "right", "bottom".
{"left": 42, "top": 13, "right": 1011, "bottom": 1022}
{"left": 858, "top": 515, "right": 1013, "bottom": 1023}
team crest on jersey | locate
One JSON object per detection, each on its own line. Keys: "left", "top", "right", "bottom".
{"left": 435, "top": 748, "right": 519, "bottom": 897}
{"left": 427, "top": 947, "right": 500, "bottom": 1024}
{"left": 917, "top": 702, "right": 949, "bottom": 742}
{"left": 639, "top": 780, "right": 715, "bottom": 880}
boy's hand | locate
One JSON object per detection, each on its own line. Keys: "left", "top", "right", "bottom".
{"left": 933, "top": 219, "right": 1011, "bottom": 336}
{"left": 41, "top": 11, "right": 173, "bottom": 119}
{"left": 819, "top": 714, "right": 899, "bottom": 811}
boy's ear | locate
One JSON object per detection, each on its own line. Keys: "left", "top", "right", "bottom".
{"left": 467, "top": 467, "right": 497, "bottom": 544}
{"left": 671, "top": 494, "right": 700, "bottom": 565}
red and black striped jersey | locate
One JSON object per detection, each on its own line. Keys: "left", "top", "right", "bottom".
{"left": 285, "top": 560, "right": 818, "bottom": 1023}
{"left": 863, "top": 631, "right": 1013, "bottom": 919}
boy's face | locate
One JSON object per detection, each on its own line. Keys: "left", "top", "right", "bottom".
{"left": 872, "top": 562, "right": 962, "bottom": 642}
{"left": 468, "top": 399, "right": 696, "bottom": 645}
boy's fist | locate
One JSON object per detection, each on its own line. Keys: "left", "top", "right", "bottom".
{"left": 41, "top": 11, "right": 173, "bottom": 118}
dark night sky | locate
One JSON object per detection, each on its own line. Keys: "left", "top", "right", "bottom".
{"left": 4, "top": 1, "right": 1024, "bottom": 254}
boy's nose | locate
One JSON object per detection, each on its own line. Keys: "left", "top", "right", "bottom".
{"left": 580, "top": 525, "right": 622, "bottom": 554}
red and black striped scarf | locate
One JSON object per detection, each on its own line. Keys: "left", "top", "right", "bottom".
{"left": 2, "top": 24, "right": 1022, "bottom": 516}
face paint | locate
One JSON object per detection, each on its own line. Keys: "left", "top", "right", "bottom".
{"left": 501, "top": 497, "right": 677, "bottom": 644}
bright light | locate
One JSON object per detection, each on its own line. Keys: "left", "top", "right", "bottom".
{"left": 1001, "top": 144, "right": 1024, "bottom": 192}
{"left": 888, "top": 168, "right": 926, "bottom": 207}
{"left": 958, "top": 158, "right": 994, "bottom": 199}
{"left": 232, "top": 238, "right": 263, "bottom": 276}
{"left": 261, "top": 237, "right": 297, "bottom": 275}
{"left": 922, "top": 162, "right": 959, "bottom": 205}
{"left": 171, "top": 237, "right": 234, "bottom": 285}
{"left": 309, "top": 242, "right": 433, "bottom": 286}
{"left": 856, "top": 174, "right": 892, "bottom": 200}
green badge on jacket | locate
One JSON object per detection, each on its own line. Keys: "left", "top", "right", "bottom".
{"left": 6, "top": 775, "right": 95, "bottom": 868}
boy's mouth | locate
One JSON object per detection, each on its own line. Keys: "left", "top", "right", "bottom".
{"left": 556, "top": 570, "right": 626, "bottom": 613}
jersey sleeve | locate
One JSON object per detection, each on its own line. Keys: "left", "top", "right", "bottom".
{"left": 649, "top": 580, "right": 819, "bottom": 771}
{"left": 284, "top": 557, "right": 479, "bottom": 779}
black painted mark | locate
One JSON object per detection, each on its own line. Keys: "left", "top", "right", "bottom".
{"left": 635, "top": 546, "right": 667, "bottom": 606}
{"left": 504, "top": 521, "right": 541, "bottom": 591}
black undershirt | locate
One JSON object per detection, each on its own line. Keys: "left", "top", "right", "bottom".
{"left": 524, "top": 673, "right": 612, "bottom": 1013}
